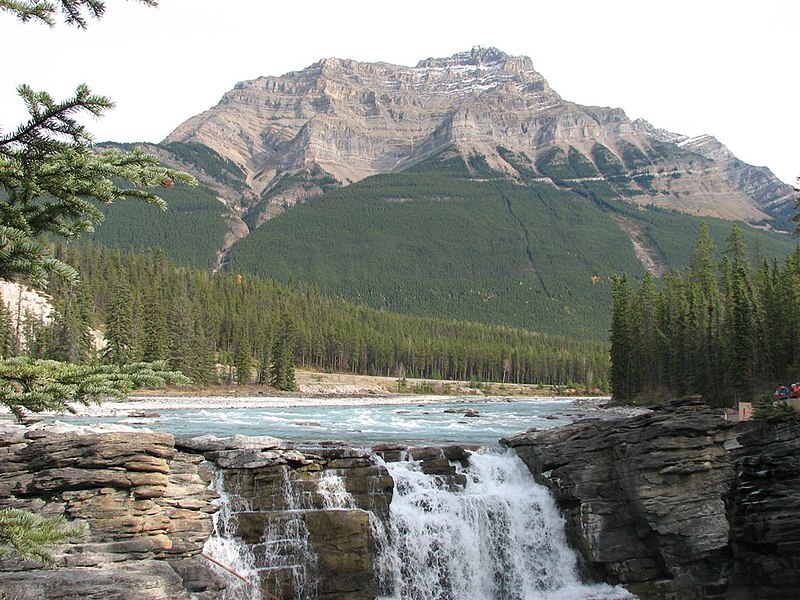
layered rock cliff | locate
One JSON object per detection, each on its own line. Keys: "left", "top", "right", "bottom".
{"left": 164, "top": 47, "right": 794, "bottom": 229}
{"left": 504, "top": 398, "right": 800, "bottom": 600}
{"left": 0, "top": 424, "right": 223, "bottom": 600}
{"left": 3, "top": 408, "right": 799, "bottom": 600}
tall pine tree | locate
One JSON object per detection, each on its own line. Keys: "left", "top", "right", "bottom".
{"left": 270, "top": 312, "right": 297, "bottom": 391}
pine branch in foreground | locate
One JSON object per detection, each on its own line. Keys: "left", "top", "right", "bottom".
{"left": 0, "top": 358, "right": 190, "bottom": 421}
{"left": 0, "top": 508, "right": 86, "bottom": 563}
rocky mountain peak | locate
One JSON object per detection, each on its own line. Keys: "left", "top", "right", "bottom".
{"left": 416, "top": 46, "right": 510, "bottom": 68}
{"left": 163, "top": 49, "right": 795, "bottom": 230}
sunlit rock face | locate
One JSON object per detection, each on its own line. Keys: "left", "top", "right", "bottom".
{"left": 164, "top": 47, "right": 794, "bottom": 228}
{"left": 0, "top": 424, "right": 223, "bottom": 599}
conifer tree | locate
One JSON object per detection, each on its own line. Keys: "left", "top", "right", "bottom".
{"left": 270, "top": 312, "right": 297, "bottom": 391}
{"left": 46, "top": 283, "right": 94, "bottom": 364}
{"left": 0, "top": 297, "right": 16, "bottom": 358}
{"left": 140, "top": 288, "right": 169, "bottom": 362}
{"left": 609, "top": 274, "right": 635, "bottom": 401}
{"left": 0, "top": 0, "right": 193, "bottom": 562}
{"left": 103, "top": 282, "right": 138, "bottom": 365}
{"left": 233, "top": 330, "right": 252, "bottom": 385}
{"left": 0, "top": 357, "right": 187, "bottom": 421}
{"left": 0, "top": 508, "right": 85, "bottom": 563}
{"left": 187, "top": 317, "right": 216, "bottom": 385}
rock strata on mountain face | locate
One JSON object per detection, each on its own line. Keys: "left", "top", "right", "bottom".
{"left": 164, "top": 47, "right": 793, "bottom": 228}
{"left": 504, "top": 398, "right": 800, "bottom": 600}
{"left": 0, "top": 424, "right": 223, "bottom": 600}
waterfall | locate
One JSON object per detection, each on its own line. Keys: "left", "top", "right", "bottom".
{"left": 376, "top": 449, "right": 635, "bottom": 600}
{"left": 203, "top": 449, "right": 634, "bottom": 600}
{"left": 203, "top": 467, "right": 262, "bottom": 600}
{"left": 316, "top": 471, "right": 357, "bottom": 509}
{"left": 202, "top": 464, "right": 320, "bottom": 600}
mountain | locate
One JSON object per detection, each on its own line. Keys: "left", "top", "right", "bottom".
{"left": 162, "top": 47, "right": 794, "bottom": 234}
{"left": 91, "top": 49, "right": 798, "bottom": 339}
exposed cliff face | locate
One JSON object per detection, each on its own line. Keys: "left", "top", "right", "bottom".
{"left": 0, "top": 424, "right": 223, "bottom": 600}
{"left": 164, "top": 47, "right": 793, "bottom": 229}
{"left": 3, "top": 415, "right": 798, "bottom": 600}
{"left": 503, "top": 398, "right": 800, "bottom": 600}
{"left": 505, "top": 398, "right": 736, "bottom": 599}
{"left": 728, "top": 420, "right": 800, "bottom": 598}
{"left": 633, "top": 119, "right": 796, "bottom": 221}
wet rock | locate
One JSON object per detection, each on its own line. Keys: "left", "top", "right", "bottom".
{"left": 407, "top": 446, "right": 468, "bottom": 487}
{"left": 372, "top": 442, "right": 408, "bottom": 462}
{"left": 504, "top": 398, "right": 737, "bottom": 598}
{"left": 234, "top": 509, "right": 376, "bottom": 600}
{"left": 728, "top": 420, "right": 800, "bottom": 598}
{"left": 212, "top": 449, "right": 284, "bottom": 469}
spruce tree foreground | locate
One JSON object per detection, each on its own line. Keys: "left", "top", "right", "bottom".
{"left": 0, "top": 0, "right": 190, "bottom": 561}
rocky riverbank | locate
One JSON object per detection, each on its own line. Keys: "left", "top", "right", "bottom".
{"left": 0, "top": 424, "right": 224, "bottom": 600}
{"left": 2, "top": 399, "right": 798, "bottom": 600}
{"left": 503, "top": 397, "right": 800, "bottom": 600}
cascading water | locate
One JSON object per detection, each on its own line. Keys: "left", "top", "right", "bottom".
{"left": 203, "top": 448, "right": 634, "bottom": 600}
{"left": 316, "top": 471, "right": 357, "bottom": 509}
{"left": 375, "top": 449, "right": 635, "bottom": 600}
{"left": 203, "top": 467, "right": 262, "bottom": 600}
{"left": 202, "top": 464, "right": 321, "bottom": 600}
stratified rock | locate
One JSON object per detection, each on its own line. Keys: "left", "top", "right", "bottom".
{"left": 303, "top": 509, "right": 375, "bottom": 599}
{"left": 175, "top": 433, "right": 288, "bottom": 454}
{"left": 505, "top": 399, "right": 800, "bottom": 600}
{"left": 728, "top": 420, "right": 800, "bottom": 599}
{"left": 164, "top": 47, "right": 793, "bottom": 227}
{"left": 504, "top": 398, "right": 737, "bottom": 599}
{"left": 0, "top": 562, "right": 193, "bottom": 600}
{"left": 0, "top": 425, "right": 223, "bottom": 599}
{"left": 234, "top": 508, "right": 376, "bottom": 600}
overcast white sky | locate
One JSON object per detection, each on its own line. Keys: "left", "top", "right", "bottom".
{"left": 2, "top": 0, "right": 798, "bottom": 184}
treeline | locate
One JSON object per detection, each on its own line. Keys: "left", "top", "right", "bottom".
{"left": 610, "top": 222, "right": 800, "bottom": 406}
{"left": 0, "top": 245, "right": 610, "bottom": 388}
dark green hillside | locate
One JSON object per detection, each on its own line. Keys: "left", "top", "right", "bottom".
{"left": 570, "top": 181, "right": 794, "bottom": 269}
{"left": 227, "top": 155, "right": 646, "bottom": 339}
{"left": 161, "top": 141, "right": 247, "bottom": 192}
{"left": 226, "top": 150, "right": 797, "bottom": 340}
{"left": 84, "top": 182, "right": 228, "bottom": 269}
{"left": 35, "top": 245, "right": 610, "bottom": 388}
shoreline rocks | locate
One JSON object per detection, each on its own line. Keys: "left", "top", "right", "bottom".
{"left": 0, "top": 424, "right": 224, "bottom": 599}
{"left": 503, "top": 397, "right": 800, "bottom": 600}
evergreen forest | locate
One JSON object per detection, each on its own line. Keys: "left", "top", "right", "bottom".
{"left": 610, "top": 222, "right": 800, "bottom": 407}
{"left": 0, "top": 245, "right": 611, "bottom": 390}
{"left": 222, "top": 149, "right": 796, "bottom": 340}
